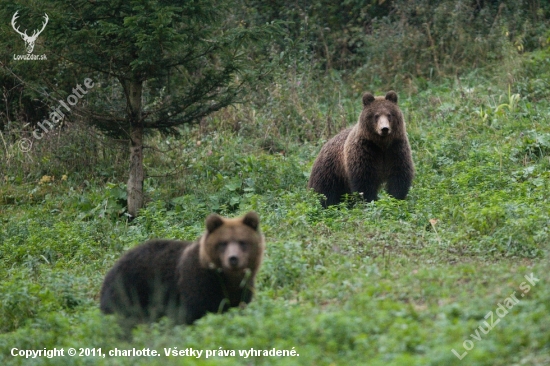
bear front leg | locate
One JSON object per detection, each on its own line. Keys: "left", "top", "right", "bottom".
{"left": 385, "top": 144, "right": 414, "bottom": 200}
{"left": 349, "top": 166, "right": 381, "bottom": 202}
{"left": 349, "top": 175, "right": 380, "bottom": 202}
{"left": 322, "top": 177, "right": 352, "bottom": 207}
{"left": 386, "top": 171, "right": 413, "bottom": 199}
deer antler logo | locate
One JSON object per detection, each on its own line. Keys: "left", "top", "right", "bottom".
{"left": 11, "top": 11, "right": 49, "bottom": 54}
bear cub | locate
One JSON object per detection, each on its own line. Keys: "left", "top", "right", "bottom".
{"left": 308, "top": 91, "right": 414, "bottom": 207}
{"left": 100, "top": 211, "right": 265, "bottom": 326}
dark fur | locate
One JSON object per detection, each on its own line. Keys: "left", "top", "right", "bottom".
{"left": 308, "top": 91, "right": 414, "bottom": 206}
{"left": 99, "top": 212, "right": 264, "bottom": 326}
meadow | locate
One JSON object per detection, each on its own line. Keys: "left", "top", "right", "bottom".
{"left": 1, "top": 47, "right": 550, "bottom": 366}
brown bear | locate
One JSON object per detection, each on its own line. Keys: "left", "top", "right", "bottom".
{"left": 99, "top": 211, "right": 264, "bottom": 326}
{"left": 308, "top": 91, "right": 414, "bottom": 207}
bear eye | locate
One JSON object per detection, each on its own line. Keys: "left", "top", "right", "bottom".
{"left": 218, "top": 241, "right": 228, "bottom": 250}
{"left": 374, "top": 113, "right": 380, "bottom": 118}
{"left": 239, "top": 241, "right": 248, "bottom": 250}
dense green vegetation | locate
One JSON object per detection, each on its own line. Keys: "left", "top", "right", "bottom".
{"left": 1, "top": 0, "right": 550, "bottom": 365}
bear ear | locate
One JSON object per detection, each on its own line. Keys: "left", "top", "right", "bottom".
{"left": 362, "top": 93, "right": 375, "bottom": 107}
{"left": 242, "top": 211, "right": 260, "bottom": 231}
{"left": 385, "top": 91, "right": 398, "bottom": 104}
{"left": 205, "top": 214, "right": 224, "bottom": 233}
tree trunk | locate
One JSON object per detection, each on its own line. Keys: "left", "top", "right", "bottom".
{"left": 127, "top": 124, "right": 144, "bottom": 217}
{"left": 125, "top": 80, "right": 144, "bottom": 218}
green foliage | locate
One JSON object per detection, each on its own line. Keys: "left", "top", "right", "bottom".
{"left": 1, "top": 2, "right": 550, "bottom": 364}
{"left": 247, "top": 0, "right": 550, "bottom": 85}
{"left": 29, "top": 0, "right": 283, "bottom": 137}
{"left": 1, "top": 69, "right": 550, "bottom": 363}
{"left": 0, "top": 121, "right": 128, "bottom": 184}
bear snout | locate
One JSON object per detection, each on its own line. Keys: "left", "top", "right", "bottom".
{"left": 223, "top": 242, "right": 246, "bottom": 270}
{"left": 377, "top": 115, "right": 391, "bottom": 136}
{"left": 228, "top": 255, "right": 239, "bottom": 268}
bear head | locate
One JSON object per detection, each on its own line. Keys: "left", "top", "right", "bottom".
{"left": 199, "top": 211, "right": 265, "bottom": 278}
{"left": 359, "top": 91, "right": 404, "bottom": 145}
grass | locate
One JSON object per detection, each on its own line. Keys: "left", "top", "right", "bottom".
{"left": 1, "top": 59, "right": 550, "bottom": 365}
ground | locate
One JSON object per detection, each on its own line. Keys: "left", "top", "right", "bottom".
{"left": 0, "top": 69, "right": 549, "bottom": 365}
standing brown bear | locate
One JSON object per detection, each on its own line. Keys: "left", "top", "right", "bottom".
{"left": 308, "top": 91, "right": 414, "bottom": 207}
{"left": 100, "top": 211, "right": 264, "bottom": 326}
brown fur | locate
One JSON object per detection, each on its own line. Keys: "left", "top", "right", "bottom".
{"left": 99, "top": 212, "right": 264, "bottom": 326}
{"left": 308, "top": 91, "right": 414, "bottom": 206}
